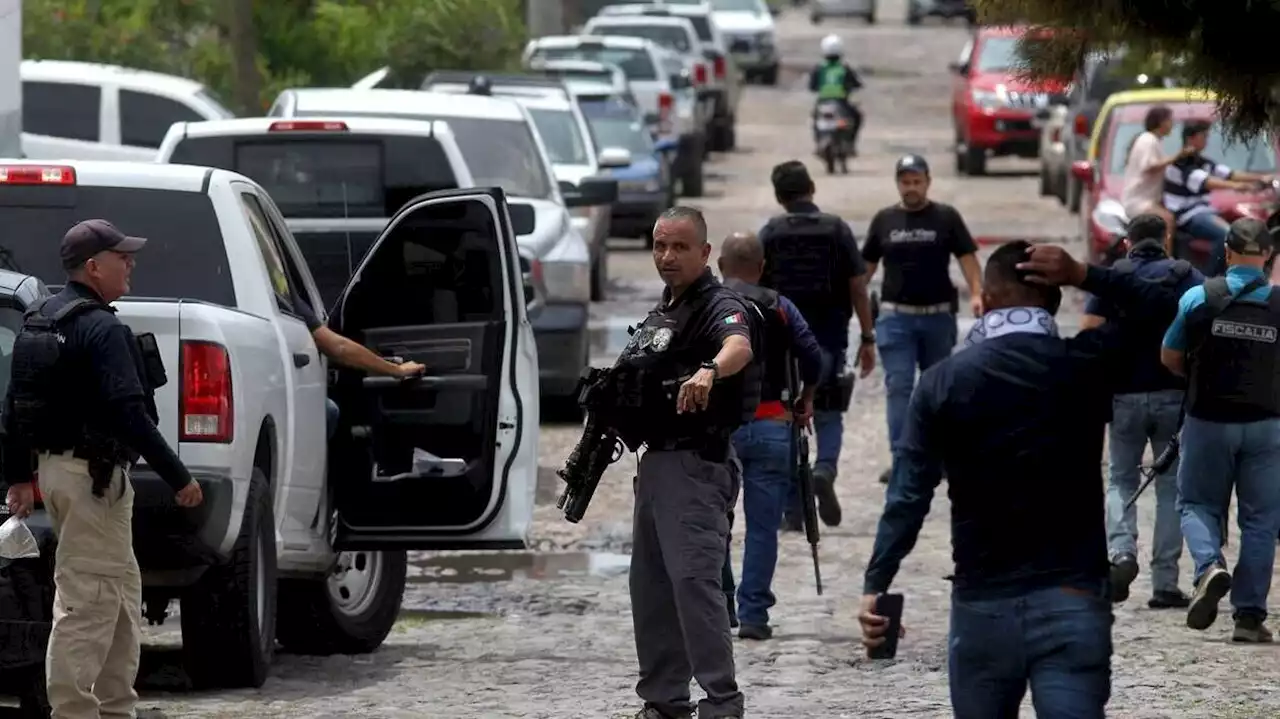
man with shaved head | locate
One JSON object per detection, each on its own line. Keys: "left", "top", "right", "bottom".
{"left": 717, "top": 230, "right": 824, "bottom": 640}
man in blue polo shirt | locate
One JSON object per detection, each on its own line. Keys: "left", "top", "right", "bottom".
{"left": 1161, "top": 216, "right": 1280, "bottom": 643}
{"left": 1083, "top": 213, "right": 1204, "bottom": 609}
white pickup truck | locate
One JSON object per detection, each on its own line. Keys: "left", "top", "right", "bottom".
{"left": 0, "top": 160, "right": 540, "bottom": 688}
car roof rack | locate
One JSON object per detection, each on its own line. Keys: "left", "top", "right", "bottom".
{"left": 421, "top": 71, "right": 568, "bottom": 92}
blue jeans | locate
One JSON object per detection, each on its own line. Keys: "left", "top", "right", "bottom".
{"left": 729, "top": 419, "right": 792, "bottom": 627}
{"left": 1105, "top": 390, "right": 1184, "bottom": 592}
{"left": 1183, "top": 212, "right": 1230, "bottom": 275}
{"left": 949, "top": 584, "right": 1112, "bottom": 719}
{"left": 1177, "top": 415, "right": 1280, "bottom": 620}
{"left": 876, "top": 311, "right": 956, "bottom": 454}
{"left": 812, "top": 346, "right": 845, "bottom": 478}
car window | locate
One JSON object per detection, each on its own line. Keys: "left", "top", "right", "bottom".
{"left": 679, "top": 14, "right": 714, "bottom": 42}
{"left": 974, "top": 37, "right": 1022, "bottom": 74}
{"left": 590, "top": 23, "right": 693, "bottom": 53}
{"left": 711, "top": 0, "right": 763, "bottom": 8}
{"left": 120, "top": 90, "right": 207, "bottom": 149}
{"left": 168, "top": 133, "right": 459, "bottom": 218}
{"left": 0, "top": 309, "right": 22, "bottom": 401}
{"left": 579, "top": 98, "right": 655, "bottom": 156}
{"left": 1107, "top": 121, "right": 1277, "bottom": 175}
{"left": 22, "top": 82, "right": 100, "bottom": 142}
{"left": 532, "top": 46, "right": 658, "bottom": 81}
{"left": 0, "top": 186, "right": 234, "bottom": 305}
{"left": 528, "top": 108, "right": 590, "bottom": 165}
{"left": 239, "top": 192, "right": 293, "bottom": 302}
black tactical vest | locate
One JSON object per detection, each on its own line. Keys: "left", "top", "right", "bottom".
{"left": 617, "top": 279, "right": 759, "bottom": 442}
{"left": 724, "top": 279, "right": 790, "bottom": 405}
{"left": 7, "top": 297, "right": 105, "bottom": 448}
{"left": 761, "top": 212, "right": 841, "bottom": 318}
{"left": 1186, "top": 277, "right": 1280, "bottom": 422}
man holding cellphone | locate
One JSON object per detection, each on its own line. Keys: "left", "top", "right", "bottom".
{"left": 857, "top": 242, "right": 1188, "bottom": 718}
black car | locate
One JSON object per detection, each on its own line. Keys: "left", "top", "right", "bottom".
{"left": 907, "top": 0, "right": 976, "bottom": 25}
{"left": 0, "top": 269, "right": 56, "bottom": 716}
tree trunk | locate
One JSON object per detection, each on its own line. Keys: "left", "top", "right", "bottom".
{"left": 227, "top": 0, "right": 261, "bottom": 114}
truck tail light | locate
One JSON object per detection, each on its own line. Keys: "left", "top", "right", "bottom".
{"left": 180, "top": 341, "right": 233, "bottom": 443}
{"left": 1073, "top": 114, "right": 1087, "bottom": 137}
{"left": 713, "top": 55, "right": 726, "bottom": 79}
{"left": 694, "top": 63, "right": 708, "bottom": 85}
{"left": 658, "top": 92, "right": 674, "bottom": 134}
{"left": 0, "top": 165, "right": 76, "bottom": 185}
{"left": 268, "top": 120, "right": 349, "bottom": 132}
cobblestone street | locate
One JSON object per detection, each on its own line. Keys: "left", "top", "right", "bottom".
{"left": 106, "top": 2, "right": 1280, "bottom": 717}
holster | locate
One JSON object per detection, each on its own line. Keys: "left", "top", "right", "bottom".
{"left": 87, "top": 455, "right": 115, "bottom": 498}
{"left": 812, "top": 371, "right": 855, "bottom": 412}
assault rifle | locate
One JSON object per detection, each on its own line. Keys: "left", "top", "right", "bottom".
{"left": 787, "top": 359, "right": 823, "bottom": 595}
{"left": 557, "top": 367, "right": 644, "bottom": 523}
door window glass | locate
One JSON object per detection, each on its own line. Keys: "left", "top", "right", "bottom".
{"left": 120, "top": 90, "right": 206, "bottom": 148}
{"left": 22, "top": 82, "right": 101, "bottom": 141}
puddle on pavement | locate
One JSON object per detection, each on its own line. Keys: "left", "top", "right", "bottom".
{"left": 407, "top": 551, "right": 631, "bottom": 584}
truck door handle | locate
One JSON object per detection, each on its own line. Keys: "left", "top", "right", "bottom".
{"left": 293, "top": 353, "right": 311, "bottom": 368}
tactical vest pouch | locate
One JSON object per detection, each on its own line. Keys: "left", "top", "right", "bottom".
{"left": 134, "top": 332, "right": 167, "bottom": 390}
{"left": 9, "top": 298, "right": 103, "bottom": 448}
{"left": 813, "top": 369, "right": 854, "bottom": 412}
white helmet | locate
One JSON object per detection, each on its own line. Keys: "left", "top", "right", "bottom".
{"left": 820, "top": 34, "right": 843, "bottom": 57}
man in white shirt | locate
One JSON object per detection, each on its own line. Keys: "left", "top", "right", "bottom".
{"left": 1121, "top": 105, "right": 1188, "bottom": 254}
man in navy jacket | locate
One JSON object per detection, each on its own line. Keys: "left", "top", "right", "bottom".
{"left": 857, "top": 241, "right": 1187, "bottom": 719}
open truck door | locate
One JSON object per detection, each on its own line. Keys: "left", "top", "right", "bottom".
{"left": 327, "top": 187, "right": 537, "bottom": 550}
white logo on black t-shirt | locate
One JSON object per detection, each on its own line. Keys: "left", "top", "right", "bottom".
{"left": 888, "top": 228, "right": 938, "bottom": 245}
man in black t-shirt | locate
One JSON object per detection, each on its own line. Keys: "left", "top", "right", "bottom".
{"left": 758, "top": 160, "right": 875, "bottom": 528}
{"left": 283, "top": 294, "right": 425, "bottom": 437}
{"left": 862, "top": 155, "right": 982, "bottom": 484}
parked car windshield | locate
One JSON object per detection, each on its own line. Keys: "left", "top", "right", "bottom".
{"left": 578, "top": 98, "right": 655, "bottom": 156}
{"left": 590, "top": 24, "right": 693, "bottom": 53}
{"left": 294, "top": 111, "right": 553, "bottom": 200}
{"left": 528, "top": 108, "right": 591, "bottom": 166}
{"left": 1108, "top": 120, "right": 1277, "bottom": 175}
{"left": 975, "top": 37, "right": 1022, "bottom": 73}
{"left": 0, "top": 186, "right": 235, "bottom": 305}
{"left": 531, "top": 46, "right": 658, "bottom": 81}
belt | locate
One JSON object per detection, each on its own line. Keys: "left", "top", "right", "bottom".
{"left": 647, "top": 436, "right": 730, "bottom": 461}
{"left": 881, "top": 301, "right": 953, "bottom": 316}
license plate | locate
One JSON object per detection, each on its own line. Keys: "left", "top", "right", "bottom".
{"left": 815, "top": 118, "right": 839, "bottom": 131}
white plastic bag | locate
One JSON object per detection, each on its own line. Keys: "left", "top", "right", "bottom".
{"left": 0, "top": 515, "right": 39, "bottom": 560}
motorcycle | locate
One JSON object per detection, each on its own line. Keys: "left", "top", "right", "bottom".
{"left": 813, "top": 99, "right": 852, "bottom": 175}
{"left": 1091, "top": 178, "right": 1280, "bottom": 273}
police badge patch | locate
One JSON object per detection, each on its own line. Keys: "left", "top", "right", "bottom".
{"left": 650, "top": 327, "right": 673, "bottom": 351}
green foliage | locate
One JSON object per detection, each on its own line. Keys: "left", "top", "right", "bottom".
{"left": 973, "top": 0, "right": 1280, "bottom": 138}
{"left": 23, "top": 0, "right": 527, "bottom": 114}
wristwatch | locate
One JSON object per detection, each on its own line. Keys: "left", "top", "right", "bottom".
{"left": 860, "top": 333, "right": 875, "bottom": 345}
{"left": 700, "top": 359, "right": 720, "bottom": 379}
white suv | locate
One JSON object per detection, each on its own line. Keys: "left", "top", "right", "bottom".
{"left": 20, "top": 60, "right": 235, "bottom": 161}
{"left": 268, "top": 88, "right": 614, "bottom": 404}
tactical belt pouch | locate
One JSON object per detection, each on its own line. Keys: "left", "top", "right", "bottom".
{"left": 813, "top": 371, "right": 855, "bottom": 412}
{"left": 134, "top": 332, "right": 168, "bottom": 389}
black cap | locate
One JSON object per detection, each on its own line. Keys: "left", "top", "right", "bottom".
{"left": 1225, "top": 217, "right": 1274, "bottom": 256}
{"left": 895, "top": 154, "right": 929, "bottom": 176}
{"left": 60, "top": 219, "right": 147, "bottom": 270}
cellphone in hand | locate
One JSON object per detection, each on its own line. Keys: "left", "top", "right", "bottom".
{"left": 867, "top": 593, "right": 904, "bottom": 660}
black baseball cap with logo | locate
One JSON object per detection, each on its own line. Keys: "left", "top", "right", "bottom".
{"left": 60, "top": 219, "right": 148, "bottom": 270}
{"left": 1225, "top": 217, "right": 1275, "bottom": 256}
{"left": 895, "top": 154, "right": 930, "bottom": 177}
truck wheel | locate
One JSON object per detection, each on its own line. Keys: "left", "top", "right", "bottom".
{"left": 681, "top": 141, "right": 706, "bottom": 197}
{"left": 590, "top": 250, "right": 608, "bottom": 301}
{"left": 276, "top": 550, "right": 407, "bottom": 656}
{"left": 181, "top": 469, "right": 277, "bottom": 689}
{"left": 760, "top": 65, "right": 779, "bottom": 86}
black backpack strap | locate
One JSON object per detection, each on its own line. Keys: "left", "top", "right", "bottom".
{"left": 1202, "top": 276, "right": 1232, "bottom": 314}
{"left": 1166, "top": 260, "right": 1193, "bottom": 285}
{"left": 50, "top": 298, "right": 104, "bottom": 323}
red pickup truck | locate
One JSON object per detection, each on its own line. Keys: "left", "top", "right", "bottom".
{"left": 950, "top": 26, "right": 1067, "bottom": 176}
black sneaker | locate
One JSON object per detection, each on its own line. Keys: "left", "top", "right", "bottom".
{"left": 1148, "top": 590, "right": 1191, "bottom": 609}
{"left": 1187, "top": 565, "right": 1232, "bottom": 630}
{"left": 1233, "top": 616, "right": 1274, "bottom": 643}
{"left": 813, "top": 467, "right": 842, "bottom": 527}
{"left": 725, "top": 594, "right": 739, "bottom": 629}
{"left": 1109, "top": 554, "right": 1139, "bottom": 603}
{"left": 634, "top": 707, "right": 691, "bottom": 719}
{"left": 738, "top": 623, "right": 773, "bottom": 640}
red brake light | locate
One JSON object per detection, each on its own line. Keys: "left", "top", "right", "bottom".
{"left": 180, "top": 341, "right": 233, "bottom": 443}
{"left": 713, "top": 55, "right": 726, "bottom": 79}
{"left": 1073, "top": 114, "right": 1088, "bottom": 137}
{"left": 694, "top": 63, "right": 708, "bottom": 85}
{"left": 658, "top": 92, "right": 673, "bottom": 111}
{"left": 0, "top": 166, "right": 76, "bottom": 185}
{"left": 268, "top": 121, "right": 348, "bottom": 132}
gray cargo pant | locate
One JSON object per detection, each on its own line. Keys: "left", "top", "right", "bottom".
{"left": 632, "top": 448, "right": 743, "bottom": 718}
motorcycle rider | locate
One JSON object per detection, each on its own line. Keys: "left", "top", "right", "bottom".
{"left": 808, "top": 34, "right": 864, "bottom": 156}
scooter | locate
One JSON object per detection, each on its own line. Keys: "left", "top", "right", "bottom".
{"left": 1092, "top": 178, "right": 1280, "bottom": 273}
{"left": 813, "top": 99, "right": 852, "bottom": 175}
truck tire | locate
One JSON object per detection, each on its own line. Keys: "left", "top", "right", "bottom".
{"left": 276, "top": 549, "right": 406, "bottom": 656}
{"left": 180, "top": 469, "right": 277, "bottom": 689}
{"left": 590, "top": 249, "right": 608, "bottom": 301}
{"left": 681, "top": 139, "right": 706, "bottom": 197}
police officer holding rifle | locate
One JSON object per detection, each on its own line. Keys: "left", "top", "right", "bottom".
{"left": 557, "top": 207, "right": 759, "bottom": 719}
